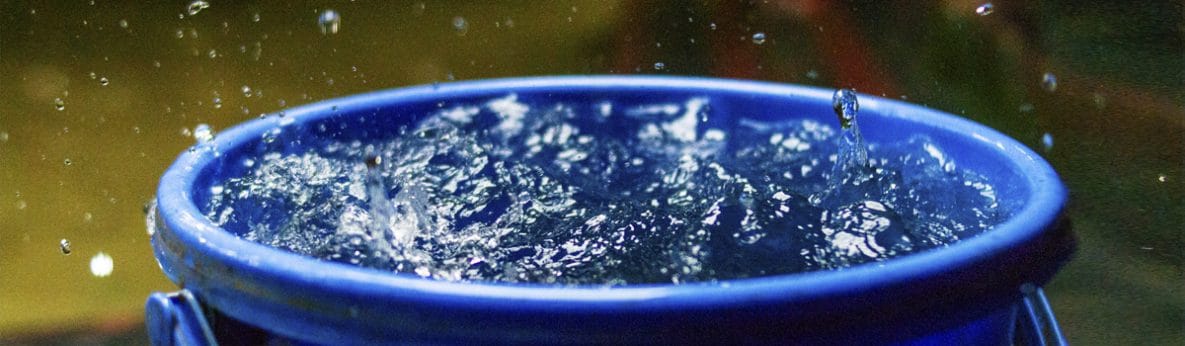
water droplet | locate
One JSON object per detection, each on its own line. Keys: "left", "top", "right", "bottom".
{"left": 975, "top": 3, "right": 994, "bottom": 16}
{"left": 193, "top": 124, "right": 214, "bottom": 144}
{"left": 207, "top": 49, "right": 218, "bottom": 59}
{"left": 1158, "top": 174, "right": 1167, "bottom": 183}
{"left": 118, "top": 19, "right": 129, "bottom": 29}
{"left": 709, "top": 23, "right": 717, "bottom": 30}
{"left": 60, "top": 239, "right": 72, "bottom": 255}
{"left": 241, "top": 85, "right": 252, "bottom": 97}
{"left": 453, "top": 16, "right": 468, "bottom": 35}
{"left": 90, "top": 252, "right": 114, "bottom": 277}
{"left": 64, "top": 158, "right": 72, "bottom": 166}
{"left": 54, "top": 98, "right": 65, "bottom": 111}
{"left": 99, "top": 77, "right": 109, "bottom": 86}
{"left": 0, "top": 132, "right": 9, "bottom": 142}
{"left": 212, "top": 97, "right": 222, "bottom": 109}
{"left": 318, "top": 9, "right": 341, "bottom": 34}
{"left": 752, "top": 32, "right": 766, "bottom": 45}
{"left": 1041, "top": 72, "right": 1057, "bottom": 92}
{"left": 16, "top": 200, "right": 27, "bottom": 210}
{"left": 84, "top": 212, "right": 93, "bottom": 222}
{"left": 251, "top": 13, "right": 261, "bottom": 23}
{"left": 654, "top": 62, "right": 665, "bottom": 70}
{"left": 832, "top": 89, "right": 859, "bottom": 129}
{"left": 1041, "top": 133, "right": 1053, "bottom": 151}
{"left": 186, "top": 0, "right": 210, "bottom": 16}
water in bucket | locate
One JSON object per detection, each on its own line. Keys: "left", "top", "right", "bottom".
{"left": 195, "top": 89, "right": 1003, "bottom": 285}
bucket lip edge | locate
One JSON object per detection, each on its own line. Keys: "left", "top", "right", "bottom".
{"left": 155, "top": 75, "right": 1068, "bottom": 309}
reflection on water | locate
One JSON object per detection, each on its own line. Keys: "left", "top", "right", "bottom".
{"left": 0, "top": 1, "right": 1180, "bottom": 344}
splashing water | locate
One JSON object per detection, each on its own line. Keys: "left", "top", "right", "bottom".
{"left": 197, "top": 93, "right": 1004, "bottom": 285}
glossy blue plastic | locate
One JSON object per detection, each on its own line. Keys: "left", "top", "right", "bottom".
{"left": 148, "top": 76, "right": 1074, "bottom": 344}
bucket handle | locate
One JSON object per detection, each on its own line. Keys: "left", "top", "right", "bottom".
{"left": 145, "top": 290, "right": 218, "bottom": 346}
{"left": 1016, "top": 284, "right": 1069, "bottom": 346}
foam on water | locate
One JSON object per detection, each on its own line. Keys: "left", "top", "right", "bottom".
{"left": 199, "top": 93, "right": 1003, "bottom": 285}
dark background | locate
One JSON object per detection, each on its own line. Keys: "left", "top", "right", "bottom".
{"left": 0, "top": 1, "right": 1180, "bottom": 344}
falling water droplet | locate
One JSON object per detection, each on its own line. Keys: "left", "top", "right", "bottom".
{"left": 1157, "top": 174, "right": 1167, "bottom": 183}
{"left": 0, "top": 132, "right": 9, "bottom": 142}
{"left": 241, "top": 85, "right": 252, "bottom": 97}
{"left": 654, "top": 62, "right": 665, "bottom": 71}
{"left": 64, "top": 158, "right": 72, "bottom": 166}
{"left": 318, "top": 9, "right": 341, "bottom": 34}
{"left": 752, "top": 32, "right": 766, "bottom": 45}
{"left": 212, "top": 97, "right": 222, "bottom": 109}
{"left": 453, "top": 16, "right": 469, "bottom": 35}
{"left": 1041, "top": 133, "right": 1054, "bottom": 151}
{"left": 252, "top": 13, "right": 261, "bottom": 23}
{"left": 118, "top": 19, "right": 129, "bottom": 29}
{"left": 54, "top": 98, "right": 65, "bottom": 111}
{"left": 60, "top": 239, "right": 72, "bottom": 255}
{"left": 90, "top": 252, "right": 114, "bottom": 277}
{"left": 1041, "top": 72, "right": 1058, "bottom": 92}
{"left": 975, "top": 3, "right": 994, "bottom": 16}
{"left": 99, "top": 77, "right": 109, "bottom": 86}
{"left": 186, "top": 0, "right": 210, "bottom": 16}
{"left": 709, "top": 23, "right": 717, "bottom": 30}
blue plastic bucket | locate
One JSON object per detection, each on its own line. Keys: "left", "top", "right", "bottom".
{"left": 147, "top": 76, "right": 1074, "bottom": 345}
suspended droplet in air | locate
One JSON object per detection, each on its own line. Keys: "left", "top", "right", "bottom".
{"left": 752, "top": 32, "right": 767, "bottom": 45}
{"left": 318, "top": 9, "right": 341, "bottom": 35}
{"left": 1041, "top": 72, "right": 1058, "bottom": 92}
{"left": 60, "top": 239, "right": 72, "bottom": 255}
{"left": 975, "top": 3, "right": 994, "bottom": 16}
{"left": 654, "top": 62, "right": 665, "bottom": 71}
{"left": 90, "top": 252, "right": 114, "bottom": 277}
{"left": 453, "top": 16, "right": 468, "bottom": 36}
{"left": 186, "top": 1, "right": 210, "bottom": 16}
{"left": 54, "top": 98, "right": 65, "bottom": 111}
{"left": 99, "top": 77, "right": 109, "bottom": 86}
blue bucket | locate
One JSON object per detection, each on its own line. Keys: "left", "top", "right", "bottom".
{"left": 147, "top": 76, "right": 1074, "bottom": 345}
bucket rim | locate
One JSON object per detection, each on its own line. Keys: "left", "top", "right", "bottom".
{"left": 154, "top": 75, "right": 1067, "bottom": 311}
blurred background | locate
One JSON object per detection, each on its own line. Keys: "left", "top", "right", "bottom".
{"left": 0, "top": 0, "right": 1180, "bottom": 344}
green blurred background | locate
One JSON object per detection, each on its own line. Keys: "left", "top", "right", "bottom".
{"left": 0, "top": 1, "right": 1180, "bottom": 344}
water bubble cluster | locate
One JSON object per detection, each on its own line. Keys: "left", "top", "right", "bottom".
{"left": 200, "top": 95, "right": 1004, "bottom": 285}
